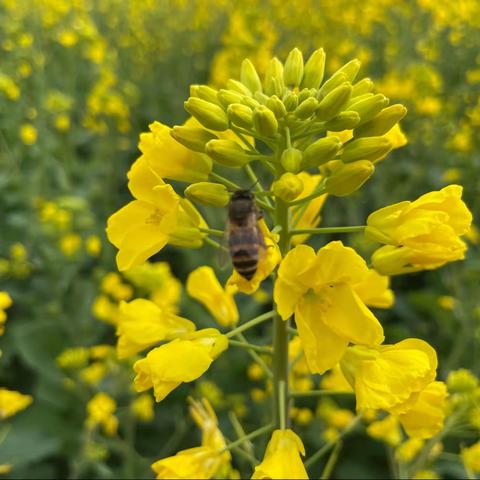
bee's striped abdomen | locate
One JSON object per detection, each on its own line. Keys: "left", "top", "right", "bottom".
{"left": 229, "top": 229, "right": 259, "bottom": 280}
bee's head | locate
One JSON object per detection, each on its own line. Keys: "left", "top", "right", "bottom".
{"left": 231, "top": 189, "right": 255, "bottom": 201}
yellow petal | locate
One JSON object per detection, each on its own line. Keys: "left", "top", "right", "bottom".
{"left": 353, "top": 269, "right": 394, "bottom": 308}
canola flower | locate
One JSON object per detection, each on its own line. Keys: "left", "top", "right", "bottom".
{"left": 106, "top": 47, "right": 474, "bottom": 478}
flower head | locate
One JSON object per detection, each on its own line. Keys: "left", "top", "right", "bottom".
{"left": 0, "top": 388, "right": 32, "bottom": 419}
{"left": 252, "top": 429, "right": 308, "bottom": 479}
{"left": 86, "top": 392, "right": 118, "bottom": 436}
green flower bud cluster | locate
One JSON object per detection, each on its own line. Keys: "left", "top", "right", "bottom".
{"left": 171, "top": 47, "right": 406, "bottom": 199}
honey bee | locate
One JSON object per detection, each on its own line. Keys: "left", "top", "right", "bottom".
{"left": 226, "top": 189, "right": 265, "bottom": 280}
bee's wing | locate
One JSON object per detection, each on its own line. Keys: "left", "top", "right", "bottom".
{"left": 215, "top": 218, "right": 232, "bottom": 271}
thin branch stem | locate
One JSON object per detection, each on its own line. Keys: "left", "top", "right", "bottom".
{"left": 321, "top": 440, "right": 343, "bottom": 479}
{"left": 204, "top": 237, "right": 223, "bottom": 250}
{"left": 199, "top": 227, "right": 224, "bottom": 237}
{"left": 225, "top": 311, "right": 275, "bottom": 338}
{"left": 209, "top": 171, "right": 241, "bottom": 190}
{"left": 288, "top": 182, "right": 327, "bottom": 206}
{"left": 236, "top": 332, "right": 273, "bottom": 378}
{"left": 229, "top": 339, "right": 272, "bottom": 354}
{"left": 290, "top": 226, "right": 366, "bottom": 236}
{"left": 290, "top": 390, "right": 354, "bottom": 398}
{"left": 221, "top": 424, "right": 274, "bottom": 453}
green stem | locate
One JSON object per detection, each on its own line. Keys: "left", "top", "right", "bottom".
{"left": 290, "top": 390, "right": 354, "bottom": 398}
{"left": 244, "top": 163, "right": 273, "bottom": 208}
{"left": 272, "top": 198, "right": 290, "bottom": 430}
{"left": 209, "top": 171, "right": 241, "bottom": 190}
{"left": 221, "top": 423, "right": 274, "bottom": 452}
{"left": 321, "top": 440, "right": 343, "bottom": 480}
{"left": 199, "top": 227, "right": 224, "bottom": 237}
{"left": 305, "top": 415, "right": 362, "bottom": 469}
{"left": 228, "top": 411, "right": 257, "bottom": 460}
{"left": 228, "top": 339, "right": 272, "bottom": 354}
{"left": 289, "top": 182, "right": 327, "bottom": 206}
{"left": 290, "top": 226, "right": 366, "bottom": 236}
{"left": 204, "top": 237, "right": 223, "bottom": 250}
{"left": 236, "top": 332, "right": 273, "bottom": 378}
{"left": 225, "top": 311, "right": 274, "bottom": 338}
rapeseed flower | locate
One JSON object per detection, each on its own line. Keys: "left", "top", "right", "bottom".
{"left": 86, "top": 392, "right": 118, "bottom": 436}
{"left": 462, "top": 442, "right": 480, "bottom": 473}
{"left": 0, "top": 388, "right": 32, "bottom": 419}
{"left": 0, "top": 291, "right": 13, "bottom": 335}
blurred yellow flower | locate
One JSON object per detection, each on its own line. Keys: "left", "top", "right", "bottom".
{"left": 252, "top": 429, "right": 308, "bottom": 479}
{"left": 56, "top": 347, "right": 89, "bottom": 369}
{"left": 340, "top": 339, "right": 437, "bottom": 413}
{"left": 0, "top": 291, "right": 13, "bottom": 335}
{"left": 320, "top": 365, "right": 353, "bottom": 392}
{"left": 0, "top": 73, "right": 20, "bottom": 100}
{"left": 116, "top": 299, "right": 195, "bottom": 359}
{"left": 85, "top": 234, "right": 102, "bottom": 256}
{"left": 395, "top": 438, "right": 425, "bottom": 463}
{"left": 86, "top": 392, "right": 118, "bottom": 436}
{"left": 0, "top": 388, "right": 32, "bottom": 419}
{"left": 438, "top": 295, "right": 455, "bottom": 310}
{"left": 133, "top": 329, "right": 228, "bottom": 402}
{"left": 131, "top": 393, "right": 155, "bottom": 422}
{"left": 274, "top": 242, "right": 384, "bottom": 374}
{"left": 366, "top": 415, "right": 402, "bottom": 447}
{"left": 59, "top": 233, "right": 81, "bottom": 257}
{"left": 79, "top": 362, "right": 107, "bottom": 386}
{"left": 20, "top": 123, "right": 38, "bottom": 145}
{"left": 461, "top": 442, "right": 480, "bottom": 473}
{"left": 187, "top": 266, "right": 238, "bottom": 327}
{"left": 367, "top": 185, "right": 472, "bottom": 275}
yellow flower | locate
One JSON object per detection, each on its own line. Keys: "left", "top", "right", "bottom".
{"left": 461, "top": 441, "right": 480, "bottom": 473}
{"left": 274, "top": 242, "right": 384, "bottom": 374}
{"left": 0, "top": 291, "right": 12, "bottom": 335}
{"left": 340, "top": 339, "right": 437, "bottom": 413}
{"left": 252, "top": 429, "right": 308, "bottom": 479}
{"left": 19, "top": 123, "right": 37, "bottom": 145}
{"left": 366, "top": 185, "right": 472, "bottom": 275}
{"left": 187, "top": 266, "right": 238, "bottom": 327}
{"left": 227, "top": 219, "right": 281, "bottom": 294}
{"left": 412, "top": 470, "right": 440, "bottom": 480}
{"left": 59, "top": 233, "right": 81, "bottom": 257}
{"left": 152, "top": 446, "right": 222, "bottom": 479}
{"left": 353, "top": 268, "right": 394, "bottom": 308}
{"left": 140, "top": 118, "right": 212, "bottom": 183}
{"left": 384, "top": 124, "right": 408, "bottom": 149}
{"left": 86, "top": 392, "right": 118, "bottom": 437}
{"left": 116, "top": 299, "right": 195, "bottom": 359}
{"left": 398, "top": 381, "right": 447, "bottom": 439}
{"left": 291, "top": 172, "right": 328, "bottom": 246}
{"left": 131, "top": 393, "right": 155, "bottom": 422}
{"left": 0, "top": 388, "right": 32, "bottom": 419}
{"left": 79, "top": 362, "right": 107, "bottom": 386}
{"left": 106, "top": 156, "right": 206, "bottom": 271}
{"left": 85, "top": 235, "right": 102, "bottom": 256}
{"left": 395, "top": 438, "right": 425, "bottom": 463}
{"left": 366, "top": 415, "right": 402, "bottom": 447}
{"left": 133, "top": 329, "right": 228, "bottom": 402}
{"left": 320, "top": 365, "right": 353, "bottom": 392}
{"left": 56, "top": 347, "right": 89, "bottom": 369}
{"left": 0, "top": 465, "right": 12, "bottom": 474}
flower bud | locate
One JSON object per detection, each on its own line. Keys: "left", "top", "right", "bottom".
{"left": 303, "top": 136, "right": 342, "bottom": 168}
{"left": 297, "top": 88, "right": 311, "bottom": 104}
{"left": 206, "top": 139, "right": 250, "bottom": 167}
{"left": 446, "top": 369, "right": 479, "bottom": 394}
{"left": 253, "top": 106, "right": 278, "bottom": 137}
{"left": 283, "top": 92, "right": 299, "bottom": 112}
{"left": 195, "top": 85, "right": 221, "bottom": 105}
{"left": 185, "top": 182, "right": 230, "bottom": 207}
{"left": 217, "top": 89, "right": 244, "bottom": 108}
{"left": 264, "top": 57, "right": 285, "bottom": 96}
{"left": 334, "top": 59, "right": 361, "bottom": 83}
{"left": 170, "top": 126, "right": 218, "bottom": 152}
{"left": 347, "top": 94, "right": 389, "bottom": 124}
{"left": 255, "top": 91, "right": 270, "bottom": 104}
{"left": 354, "top": 104, "right": 408, "bottom": 137}
{"left": 284, "top": 48, "right": 304, "bottom": 87}
{"left": 241, "top": 59, "right": 262, "bottom": 94}
{"left": 347, "top": 93, "right": 373, "bottom": 107}
{"left": 294, "top": 97, "right": 319, "bottom": 120}
{"left": 280, "top": 147, "right": 303, "bottom": 173}
{"left": 242, "top": 96, "right": 261, "bottom": 110}
{"left": 272, "top": 173, "right": 304, "bottom": 201}
{"left": 316, "top": 83, "right": 352, "bottom": 122}
{"left": 227, "top": 78, "right": 252, "bottom": 96}
{"left": 341, "top": 136, "right": 392, "bottom": 163}
{"left": 352, "top": 78, "right": 374, "bottom": 96}
{"left": 325, "top": 160, "right": 374, "bottom": 196}
{"left": 266, "top": 95, "right": 287, "bottom": 119}
{"left": 318, "top": 72, "right": 347, "bottom": 97}
{"left": 324, "top": 111, "right": 361, "bottom": 131}
{"left": 227, "top": 103, "right": 253, "bottom": 129}
{"left": 302, "top": 48, "right": 326, "bottom": 89}
{"left": 184, "top": 97, "right": 229, "bottom": 131}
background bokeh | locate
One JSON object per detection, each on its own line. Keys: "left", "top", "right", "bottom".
{"left": 0, "top": 0, "right": 478, "bottom": 478}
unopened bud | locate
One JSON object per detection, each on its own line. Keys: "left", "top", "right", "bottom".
{"left": 283, "top": 92, "right": 299, "bottom": 112}
{"left": 185, "top": 182, "right": 230, "bottom": 207}
{"left": 206, "top": 139, "right": 250, "bottom": 167}
{"left": 347, "top": 93, "right": 373, "bottom": 107}
{"left": 297, "top": 88, "right": 311, "bottom": 104}
{"left": 253, "top": 106, "right": 278, "bottom": 137}
{"left": 227, "top": 103, "right": 253, "bottom": 129}
{"left": 184, "top": 97, "right": 229, "bottom": 131}
{"left": 284, "top": 48, "right": 304, "bottom": 87}
{"left": 334, "top": 59, "right": 361, "bottom": 83}
{"left": 280, "top": 147, "right": 303, "bottom": 173}
{"left": 318, "top": 73, "right": 347, "bottom": 98}
{"left": 242, "top": 96, "right": 261, "bottom": 110}
{"left": 303, "top": 136, "right": 342, "bottom": 168}
{"left": 325, "top": 160, "right": 374, "bottom": 196}
{"left": 341, "top": 136, "right": 392, "bottom": 163}
{"left": 227, "top": 79, "right": 252, "bottom": 96}
{"left": 352, "top": 78, "right": 374, "bottom": 96}
{"left": 324, "top": 111, "right": 361, "bottom": 131}
{"left": 446, "top": 369, "right": 479, "bottom": 394}
{"left": 295, "top": 97, "right": 319, "bottom": 120}
{"left": 241, "top": 59, "right": 262, "bottom": 94}
{"left": 194, "top": 85, "right": 221, "bottom": 105}
{"left": 218, "top": 89, "right": 244, "bottom": 108}
{"left": 264, "top": 57, "right": 285, "bottom": 96}
{"left": 254, "top": 91, "right": 269, "bottom": 104}
{"left": 302, "top": 48, "right": 326, "bottom": 89}
{"left": 266, "top": 95, "right": 287, "bottom": 119}
{"left": 272, "top": 173, "right": 304, "bottom": 201}
{"left": 347, "top": 94, "right": 389, "bottom": 124}
{"left": 354, "top": 104, "right": 408, "bottom": 137}
{"left": 171, "top": 126, "right": 218, "bottom": 152}
{"left": 316, "top": 83, "right": 352, "bottom": 122}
